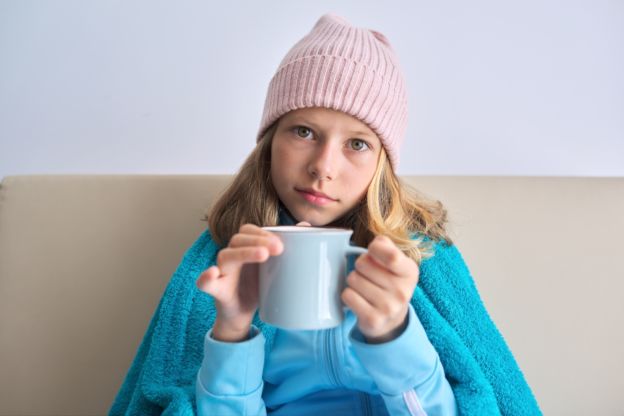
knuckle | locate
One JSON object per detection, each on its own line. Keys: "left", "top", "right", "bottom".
{"left": 365, "top": 313, "right": 382, "bottom": 329}
{"left": 359, "top": 311, "right": 372, "bottom": 327}
{"left": 342, "top": 287, "right": 354, "bottom": 302}
{"left": 408, "top": 261, "right": 420, "bottom": 277}
{"left": 389, "top": 301, "right": 403, "bottom": 317}
{"left": 387, "top": 251, "right": 402, "bottom": 269}
{"left": 379, "top": 301, "right": 393, "bottom": 317}
{"left": 229, "top": 234, "right": 243, "bottom": 247}
{"left": 397, "top": 290, "right": 410, "bottom": 304}
{"left": 216, "top": 250, "right": 228, "bottom": 265}
{"left": 354, "top": 255, "right": 366, "bottom": 270}
{"left": 347, "top": 272, "right": 357, "bottom": 286}
{"left": 240, "top": 223, "right": 259, "bottom": 234}
{"left": 369, "top": 239, "right": 383, "bottom": 253}
{"left": 256, "top": 246, "right": 269, "bottom": 260}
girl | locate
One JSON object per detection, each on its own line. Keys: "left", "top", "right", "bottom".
{"left": 111, "top": 13, "right": 541, "bottom": 415}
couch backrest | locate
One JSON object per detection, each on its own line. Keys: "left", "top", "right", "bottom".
{"left": 0, "top": 175, "right": 622, "bottom": 415}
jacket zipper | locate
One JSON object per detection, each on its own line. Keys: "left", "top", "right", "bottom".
{"left": 326, "top": 328, "right": 372, "bottom": 415}
{"left": 361, "top": 392, "right": 372, "bottom": 416}
{"left": 324, "top": 328, "right": 341, "bottom": 386}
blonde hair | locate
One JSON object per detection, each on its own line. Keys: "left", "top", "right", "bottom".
{"left": 202, "top": 121, "right": 452, "bottom": 264}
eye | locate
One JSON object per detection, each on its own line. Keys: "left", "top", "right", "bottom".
{"left": 349, "top": 139, "right": 370, "bottom": 152}
{"left": 294, "top": 126, "right": 313, "bottom": 139}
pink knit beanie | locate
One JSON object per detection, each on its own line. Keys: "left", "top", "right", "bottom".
{"left": 256, "top": 13, "right": 408, "bottom": 171}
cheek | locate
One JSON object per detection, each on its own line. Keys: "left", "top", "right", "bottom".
{"left": 273, "top": 142, "right": 304, "bottom": 174}
{"left": 271, "top": 142, "right": 298, "bottom": 189}
{"left": 270, "top": 157, "right": 285, "bottom": 191}
{"left": 348, "top": 163, "right": 377, "bottom": 194}
{"left": 271, "top": 141, "right": 285, "bottom": 172}
{"left": 339, "top": 173, "right": 363, "bottom": 203}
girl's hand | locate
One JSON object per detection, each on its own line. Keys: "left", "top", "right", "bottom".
{"left": 196, "top": 224, "right": 283, "bottom": 341}
{"left": 341, "top": 235, "right": 420, "bottom": 344}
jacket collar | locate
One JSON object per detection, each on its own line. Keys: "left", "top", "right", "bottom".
{"left": 277, "top": 203, "right": 297, "bottom": 226}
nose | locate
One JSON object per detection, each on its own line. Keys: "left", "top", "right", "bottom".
{"left": 307, "top": 141, "right": 338, "bottom": 181}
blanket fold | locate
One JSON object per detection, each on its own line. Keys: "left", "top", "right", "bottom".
{"left": 110, "top": 229, "right": 541, "bottom": 415}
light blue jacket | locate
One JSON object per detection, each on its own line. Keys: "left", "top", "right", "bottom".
{"left": 196, "top": 301, "right": 457, "bottom": 415}
{"left": 109, "top": 212, "right": 542, "bottom": 415}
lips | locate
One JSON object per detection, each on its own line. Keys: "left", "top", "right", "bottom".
{"left": 296, "top": 188, "right": 336, "bottom": 201}
{"left": 295, "top": 188, "right": 337, "bottom": 206}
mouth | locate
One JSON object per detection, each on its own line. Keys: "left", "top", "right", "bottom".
{"left": 295, "top": 188, "right": 337, "bottom": 206}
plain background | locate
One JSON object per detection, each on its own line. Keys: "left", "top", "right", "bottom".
{"left": 0, "top": 0, "right": 623, "bottom": 181}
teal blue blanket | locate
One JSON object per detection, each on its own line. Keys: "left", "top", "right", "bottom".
{"left": 110, "top": 229, "right": 541, "bottom": 415}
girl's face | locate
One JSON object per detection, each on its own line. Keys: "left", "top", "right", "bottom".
{"left": 271, "top": 107, "right": 382, "bottom": 226}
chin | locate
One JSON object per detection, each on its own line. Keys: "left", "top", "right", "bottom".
{"left": 286, "top": 200, "right": 342, "bottom": 227}
{"left": 304, "top": 214, "right": 339, "bottom": 228}
{"left": 292, "top": 211, "right": 328, "bottom": 227}
{"left": 308, "top": 219, "right": 328, "bottom": 227}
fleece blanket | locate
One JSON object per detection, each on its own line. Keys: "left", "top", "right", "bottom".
{"left": 110, "top": 227, "right": 542, "bottom": 415}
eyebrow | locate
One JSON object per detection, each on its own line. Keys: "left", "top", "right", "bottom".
{"left": 286, "top": 117, "right": 374, "bottom": 138}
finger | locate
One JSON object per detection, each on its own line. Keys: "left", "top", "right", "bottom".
{"left": 367, "top": 236, "right": 411, "bottom": 277}
{"left": 341, "top": 286, "right": 379, "bottom": 328}
{"left": 196, "top": 265, "right": 224, "bottom": 295}
{"left": 353, "top": 254, "right": 396, "bottom": 290}
{"left": 296, "top": 221, "right": 312, "bottom": 227}
{"left": 229, "top": 233, "right": 283, "bottom": 255}
{"left": 217, "top": 246, "right": 270, "bottom": 276}
{"left": 240, "top": 223, "right": 278, "bottom": 238}
{"left": 346, "top": 270, "right": 387, "bottom": 309}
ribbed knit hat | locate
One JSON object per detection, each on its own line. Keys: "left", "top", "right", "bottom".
{"left": 256, "top": 13, "right": 408, "bottom": 170}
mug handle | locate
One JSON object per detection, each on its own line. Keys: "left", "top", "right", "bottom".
{"left": 345, "top": 246, "right": 367, "bottom": 257}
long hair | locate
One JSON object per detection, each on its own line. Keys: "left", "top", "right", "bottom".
{"left": 202, "top": 121, "right": 452, "bottom": 264}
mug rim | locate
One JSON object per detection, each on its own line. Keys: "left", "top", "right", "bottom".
{"left": 262, "top": 226, "right": 353, "bottom": 234}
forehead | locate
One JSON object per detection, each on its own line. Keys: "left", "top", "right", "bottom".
{"left": 281, "top": 107, "right": 379, "bottom": 140}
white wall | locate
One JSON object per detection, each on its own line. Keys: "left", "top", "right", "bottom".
{"left": 0, "top": 0, "right": 622, "bottom": 181}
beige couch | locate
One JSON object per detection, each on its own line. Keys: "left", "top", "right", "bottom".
{"left": 0, "top": 175, "right": 622, "bottom": 415}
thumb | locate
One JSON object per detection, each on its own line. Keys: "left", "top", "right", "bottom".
{"left": 196, "top": 265, "right": 235, "bottom": 299}
{"left": 296, "top": 221, "right": 312, "bottom": 227}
